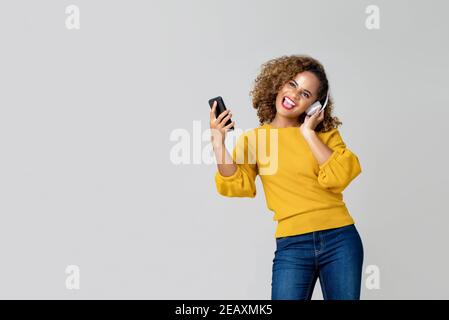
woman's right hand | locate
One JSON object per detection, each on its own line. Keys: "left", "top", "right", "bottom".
{"left": 209, "top": 101, "right": 235, "bottom": 147}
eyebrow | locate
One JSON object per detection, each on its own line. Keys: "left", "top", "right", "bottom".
{"left": 292, "top": 79, "right": 312, "bottom": 96}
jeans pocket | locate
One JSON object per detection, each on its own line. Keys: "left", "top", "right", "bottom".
{"left": 275, "top": 235, "right": 292, "bottom": 249}
{"left": 276, "top": 236, "right": 288, "bottom": 244}
{"left": 336, "top": 224, "right": 356, "bottom": 234}
{"left": 337, "top": 224, "right": 363, "bottom": 247}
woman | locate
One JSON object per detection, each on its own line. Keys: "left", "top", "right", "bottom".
{"left": 209, "top": 55, "right": 364, "bottom": 300}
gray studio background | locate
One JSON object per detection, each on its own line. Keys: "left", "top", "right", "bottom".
{"left": 0, "top": 0, "right": 448, "bottom": 299}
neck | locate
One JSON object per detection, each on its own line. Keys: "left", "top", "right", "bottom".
{"left": 269, "top": 115, "right": 301, "bottom": 128}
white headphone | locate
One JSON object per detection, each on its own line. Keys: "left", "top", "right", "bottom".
{"left": 305, "top": 89, "right": 330, "bottom": 116}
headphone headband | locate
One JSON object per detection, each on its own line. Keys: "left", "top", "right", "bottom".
{"left": 321, "top": 90, "right": 330, "bottom": 110}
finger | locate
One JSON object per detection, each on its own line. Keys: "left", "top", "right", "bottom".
{"left": 315, "top": 109, "right": 323, "bottom": 121}
{"left": 224, "top": 121, "right": 235, "bottom": 130}
{"left": 219, "top": 113, "right": 232, "bottom": 127}
{"left": 209, "top": 101, "right": 217, "bottom": 121}
{"left": 319, "top": 110, "right": 325, "bottom": 120}
{"left": 216, "top": 109, "right": 231, "bottom": 123}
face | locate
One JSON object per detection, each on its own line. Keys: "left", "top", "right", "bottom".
{"left": 274, "top": 71, "right": 321, "bottom": 120}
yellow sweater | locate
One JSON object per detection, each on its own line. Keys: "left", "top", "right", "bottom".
{"left": 214, "top": 123, "right": 362, "bottom": 238}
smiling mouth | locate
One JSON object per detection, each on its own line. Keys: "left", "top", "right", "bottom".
{"left": 281, "top": 96, "right": 296, "bottom": 110}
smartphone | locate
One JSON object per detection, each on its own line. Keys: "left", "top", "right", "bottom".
{"left": 208, "top": 96, "right": 234, "bottom": 130}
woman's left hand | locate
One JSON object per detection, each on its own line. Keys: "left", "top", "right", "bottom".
{"left": 300, "top": 109, "right": 324, "bottom": 134}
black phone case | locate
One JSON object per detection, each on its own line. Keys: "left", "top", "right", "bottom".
{"left": 208, "top": 96, "right": 234, "bottom": 130}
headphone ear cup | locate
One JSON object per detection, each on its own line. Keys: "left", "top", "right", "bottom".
{"left": 306, "top": 101, "right": 322, "bottom": 116}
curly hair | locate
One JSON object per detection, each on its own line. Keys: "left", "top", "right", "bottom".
{"left": 249, "top": 54, "right": 342, "bottom": 132}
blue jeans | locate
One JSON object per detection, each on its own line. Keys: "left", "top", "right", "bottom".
{"left": 271, "top": 224, "right": 364, "bottom": 300}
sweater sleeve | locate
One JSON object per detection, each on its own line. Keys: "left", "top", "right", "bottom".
{"left": 317, "top": 129, "right": 362, "bottom": 194}
{"left": 214, "top": 132, "right": 258, "bottom": 198}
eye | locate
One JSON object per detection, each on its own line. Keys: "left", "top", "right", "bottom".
{"left": 288, "top": 81, "right": 296, "bottom": 87}
{"left": 302, "top": 92, "right": 310, "bottom": 98}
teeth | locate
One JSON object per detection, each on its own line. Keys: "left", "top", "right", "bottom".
{"left": 284, "top": 97, "right": 295, "bottom": 106}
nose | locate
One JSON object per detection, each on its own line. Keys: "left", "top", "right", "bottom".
{"left": 291, "top": 87, "right": 304, "bottom": 101}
